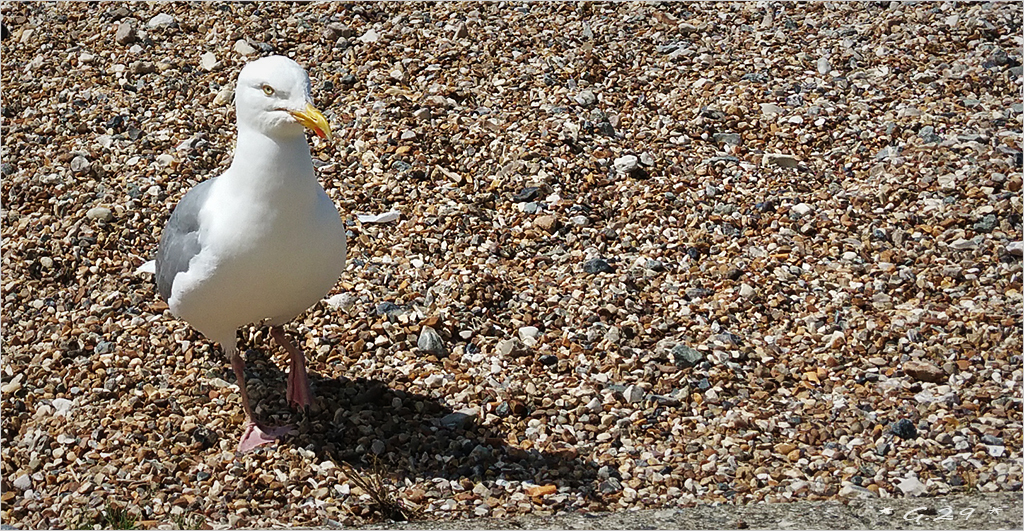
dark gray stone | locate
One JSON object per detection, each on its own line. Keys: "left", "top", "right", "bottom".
{"left": 440, "top": 409, "right": 477, "bottom": 430}
{"left": 672, "top": 345, "right": 703, "bottom": 368}
{"left": 890, "top": 419, "right": 918, "bottom": 439}
{"left": 417, "top": 326, "right": 447, "bottom": 357}
{"left": 599, "top": 477, "right": 622, "bottom": 494}
{"left": 583, "top": 258, "right": 614, "bottom": 274}
{"left": 974, "top": 214, "right": 998, "bottom": 233}
{"left": 376, "top": 301, "right": 402, "bottom": 316}
{"left": 512, "top": 187, "right": 541, "bottom": 202}
{"left": 646, "top": 259, "right": 666, "bottom": 272}
{"left": 981, "top": 434, "right": 1004, "bottom": 446}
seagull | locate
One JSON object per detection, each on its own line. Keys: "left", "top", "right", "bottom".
{"left": 150, "top": 56, "right": 346, "bottom": 452}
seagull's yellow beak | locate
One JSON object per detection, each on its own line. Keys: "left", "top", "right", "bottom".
{"left": 289, "top": 103, "right": 333, "bottom": 142}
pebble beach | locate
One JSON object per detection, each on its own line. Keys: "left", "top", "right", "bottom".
{"left": 1, "top": 2, "right": 1021, "bottom": 529}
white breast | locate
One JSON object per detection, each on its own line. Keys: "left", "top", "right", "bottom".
{"left": 167, "top": 157, "right": 346, "bottom": 341}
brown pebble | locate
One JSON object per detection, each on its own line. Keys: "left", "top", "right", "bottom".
{"left": 903, "top": 360, "right": 946, "bottom": 383}
{"left": 534, "top": 215, "right": 560, "bottom": 233}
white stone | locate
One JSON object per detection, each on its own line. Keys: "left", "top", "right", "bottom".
{"left": 207, "top": 377, "right": 231, "bottom": 389}
{"left": 1006, "top": 241, "right": 1023, "bottom": 256}
{"left": 518, "top": 326, "right": 540, "bottom": 341}
{"left": 949, "top": 238, "right": 979, "bottom": 250}
{"left": 791, "top": 203, "right": 814, "bottom": 217}
{"left": 52, "top": 398, "right": 74, "bottom": 417}
{"left": 760, "top": 103, "right": 785, "bottom": 115}
{"left": 358, "top": 28, "right": 380, "bottom": 43}
{"left": 817, "top": 56, "right": 831, "bottom": 75}
{"left": 496, "top": 339, "right": 518, "bottom": 357}
{"left": 738, "top": 284, "right": 755, "bottom": 299}
{"left": 897, "top": 476, "right": 927, "bottom": 497}
{"left": 412, "top": 108, "right": 431, "bottom": 122}
{"left": 156, "top": 154, "right": 176, "bottom": 167}
{"left": 326, "top": 293, "right": 356, "bottom": 311}
{"left": 623, "top": 384, "right": 645, "bottom": 404}
{"left": 762, "top": 153, "right": 801, "bottom": 168}
{"left": 12, "top": 475, "right": 31, "bottom": 491}
{"left": 613, "top": 155, "right": 639, "bottom": 175}
{"left": 147, "top": 13, "right": 175, "bottom": 28}
{"left": 937, "top": 173, "right": 957, "bottom": 191}
{"left": 86, "top": 207, "right": 113, "bottom": 222}
{"left": 574, "top": 90, "right": 597, "bottom": 107}
{"left": 213, "top": 87, "right": 234, "bottom": 107}
{"left": 233, "top": 39, "right": 256, "bottom": 56}
{"left": 200, "top": 51, "right": 219, "bottom": 71}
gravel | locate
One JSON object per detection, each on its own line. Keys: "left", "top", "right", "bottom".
{"left": 1, "top": 2, "right": 1021, "bottom": 530}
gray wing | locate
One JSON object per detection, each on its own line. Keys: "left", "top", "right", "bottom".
{"left": 155, "top": 178, "right": 216, "bottom": 301}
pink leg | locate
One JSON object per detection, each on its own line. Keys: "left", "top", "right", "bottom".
{"left": 270, "top": 326, "right": 313, "bottom": 410}
{"left": 228, "top": 345, "right": 291, "bottom": 452}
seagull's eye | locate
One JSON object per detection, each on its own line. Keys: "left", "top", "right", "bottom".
{"left": 261, "top": 84, "right": 275, "bottom": 96}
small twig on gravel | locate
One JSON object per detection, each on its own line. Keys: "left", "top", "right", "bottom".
{"left": 340, "top": 455, "right": 421, "bottom": 523}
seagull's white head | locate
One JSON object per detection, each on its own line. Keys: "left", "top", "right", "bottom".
{"left": 235, "top": 56, "right": 332, "bottom": 141}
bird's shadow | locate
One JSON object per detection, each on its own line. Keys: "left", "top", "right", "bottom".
{"left": 235, "top": 344, "right": 605, "bottom": 511}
